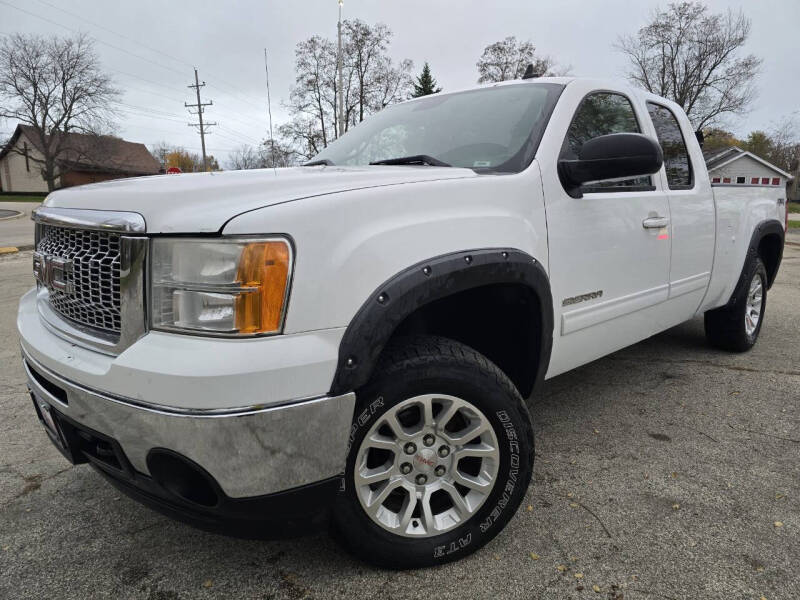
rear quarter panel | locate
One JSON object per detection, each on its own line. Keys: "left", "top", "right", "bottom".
{"left": 700, "top": 185, "right": 785, "bottom": 311}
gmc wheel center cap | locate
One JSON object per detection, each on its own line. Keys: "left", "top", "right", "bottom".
{"left": 414, "top": 449, "right": 437, "bottom": 474}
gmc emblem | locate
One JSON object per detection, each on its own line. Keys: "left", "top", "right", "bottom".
{"left": 33, "top": 251, "right": 74, "bottom": 294}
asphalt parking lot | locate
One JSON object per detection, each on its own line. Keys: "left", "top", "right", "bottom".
{"left": 1, "top": 244, "right": 799, "bottom": 600}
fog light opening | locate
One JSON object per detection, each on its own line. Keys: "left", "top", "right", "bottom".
{"left": 146, "top": 449, "right": 220, "bottom": 508}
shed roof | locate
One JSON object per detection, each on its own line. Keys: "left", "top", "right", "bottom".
{"left": 703, "top": 145, "right": 792, "bottom": 179}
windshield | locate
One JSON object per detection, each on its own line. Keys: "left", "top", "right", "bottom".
{"left": 309, "top": 82, "right": 564, "bottom": 173}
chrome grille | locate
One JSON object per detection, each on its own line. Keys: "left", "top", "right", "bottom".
{"left": 37, "top": 225, "right": 122, "bottom": 335}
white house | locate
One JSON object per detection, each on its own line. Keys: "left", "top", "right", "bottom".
{"left": 0, "top": 125, "right": 47, "bottom": 192}
{"left": 703, "top": 146, "right": 793, "bottom": 189}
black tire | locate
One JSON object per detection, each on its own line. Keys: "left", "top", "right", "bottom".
{"left": 331, "top": 335, "right": 534, "bottom": 569}
{"left": 704, "top": 249, "right": 768, "bottom": 352}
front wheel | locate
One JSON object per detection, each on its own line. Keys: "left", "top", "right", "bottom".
{"left": 332, "top": 335, "right": 534, "bottom": 569}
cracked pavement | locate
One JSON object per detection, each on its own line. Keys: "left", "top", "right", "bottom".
{"left": 1, "top": 244, "right": 799, "bottom": 600}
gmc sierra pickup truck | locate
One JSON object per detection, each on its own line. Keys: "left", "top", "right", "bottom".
{"left": 19, "top": 77, "right": 786, "bottom": 569}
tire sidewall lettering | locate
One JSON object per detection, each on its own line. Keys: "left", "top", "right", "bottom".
{"left": 478, "top": 409, "right": 520, "bottom": 535}
{"left": 338, "top": 395, "right": 384, "bottom": 492}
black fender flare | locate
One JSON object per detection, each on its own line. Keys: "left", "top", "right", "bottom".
{"left": 329, "top": 248, "right": 554, "bottom": 398}
{"left": 748, "top": 219, "right": 784, "bottom": 288}
{"left": 721, "top": 219, "right": 785, "bottom": 310}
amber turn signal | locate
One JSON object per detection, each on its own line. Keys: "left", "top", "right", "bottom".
{"left": 235, "top": 241, "right": 291, "bottom": 334}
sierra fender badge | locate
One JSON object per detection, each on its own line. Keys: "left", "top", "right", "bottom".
{"left": 562, "top": 290, "right": 603, "bottom": 307}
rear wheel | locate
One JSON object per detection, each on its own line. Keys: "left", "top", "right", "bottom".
{"left": 704, "top": 250, "right": 768, "bottom": 352}
{"left": 332, "top": 335, "right": 534, "bottom": 569}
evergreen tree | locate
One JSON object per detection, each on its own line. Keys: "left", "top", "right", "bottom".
{"left": 411, "top": 62, "right": 442, "bottom": 97}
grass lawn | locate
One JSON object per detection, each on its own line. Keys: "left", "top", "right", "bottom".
{"left": 788, "top": 220, "right": 800, "bottom": 229}
{"left": 0, "top": 194, "right": 46, "bottom": 203}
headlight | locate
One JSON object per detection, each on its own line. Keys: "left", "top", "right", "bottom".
{"left": 150, "top": 237, "right": 292, "bottom": 335}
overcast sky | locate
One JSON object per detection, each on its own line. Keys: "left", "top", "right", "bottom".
{"left": 2, "top": 0, "right": 798, "bottom": 165}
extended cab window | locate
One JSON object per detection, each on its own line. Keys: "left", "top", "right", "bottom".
{"left": 560, "top": 92, "right": 652, "bottom": 192}
{"left": 647, "top": 102, "right": 693, "bottom": 189}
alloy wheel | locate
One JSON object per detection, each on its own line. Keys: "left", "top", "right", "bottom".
{"left": 354, "top": 394, "right": 500, "bottom": 538}
{"left": 745, "top": 274, "right": 763, "bottom": 336}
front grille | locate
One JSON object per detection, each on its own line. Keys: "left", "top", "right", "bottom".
{"left": 37, "top": 225, "right": 122, "bottom": 335}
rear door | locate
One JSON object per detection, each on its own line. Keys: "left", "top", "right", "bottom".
{"left": 646, "top": 100, "right": 715, "bottom": 319}
{"left": 539, "top": 83, "right": 672, "bottom": 377}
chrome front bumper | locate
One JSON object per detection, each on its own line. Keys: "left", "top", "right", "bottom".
{"left": 22, "top": 350, "right": 355, "bottom": 498}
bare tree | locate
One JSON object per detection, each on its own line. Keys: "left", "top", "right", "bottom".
{"left": 279, "top": 117, "right": 327, "bottom": 161}
{"left": 149, "top": 141, "right": 172, "bottom": 170}
{"left": 616, "top": 2, "right": 762, "bottom": 129}
{"left": 765, "top": 116, "right": 800, "bottom": 173}
{"left": 0, "top": 33, "right": 119, "bottom": 191}
{"left": 476, "top": 36, "right": 562, "bottom": 83}
{"left": 226, "top": 141, "right": 298, "bottom": 170}
{"left": 283, "top": 20, "right": 412, "bottom": 159}
{"left": 261, "top": 139, "right": 299, "bottom": 168}
{"left": 374, "top": 58, "right": 414, "bottom": 109}
{"left": 344, "top": 20, "right": 412, "bottom": 122}
{"left": 227, "top": 144, "right": 264, "bottom": 170}
{"left": 285, "top": 36, "right": 338, "bottom": 149}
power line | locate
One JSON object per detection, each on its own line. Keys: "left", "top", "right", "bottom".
{"left": 115, "top": 76, "right": 268, "bottom": 131}
{"left": 186, "top": 68, "right": 216, "bottom": 172}
{"left": 214, "top": 129, "right": 262, "bottom": 148}
{"left": 117, "top": 83, "right": 185, "bottom": 105}
{"left": 22, "top": 0, "right": 268, "bottom": 115}
{"left": 115, "top": 71, "right": 189, "bottom": 95}
{"left": 217, "top": 124, "right": 263, "bottom": 145}
{"left": 4, "top": 1, "right": 270, "bottom": 136}
{"left": 3, "top": 0, "right": 272, "bottom": 153}
{"left": 32, "top": 0, "right": 193, "bottom": 70}
{"left": 115, "top": 108, "right": 187, "bottom": 125}
{"left": 0, "top": 0, "right": 186, "bottom": 77}
{"left": 115, "top": 102, "right": 186, "bottom": 119}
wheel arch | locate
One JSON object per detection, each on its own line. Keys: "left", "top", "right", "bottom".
{"left": 719, "top": 218, "right": 784, "bottom": 312}
{"left": 752, "top": 219, "right": 784, "bottom": 289}
{"left": 329, "top": 248, "right": 554, "bottom": 401}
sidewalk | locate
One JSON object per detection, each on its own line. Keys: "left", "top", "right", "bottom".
{"left": 0, "top": 201, "right": 40, "bottom": 250}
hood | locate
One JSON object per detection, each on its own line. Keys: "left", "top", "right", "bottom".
{"left": 43, "top": 165, "right": 477, "bottom": 233}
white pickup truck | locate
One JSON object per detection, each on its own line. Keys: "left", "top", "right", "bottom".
{"left": 18, "top": 76, "right": 786, "bottom": 568}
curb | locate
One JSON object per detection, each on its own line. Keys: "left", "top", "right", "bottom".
{"left": 0, "top": 244, "right": 34, "bottom": 255}
{"left": 0, "top": 210, "right": 23, "bottom": 222}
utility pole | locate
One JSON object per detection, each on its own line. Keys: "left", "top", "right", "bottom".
{"left": 186, "top": 68, "right": 216, "bottom": 171}
{"left": 337, "top": 0, "right": 345, "bottom": 138}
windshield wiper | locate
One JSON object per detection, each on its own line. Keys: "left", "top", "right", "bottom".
{"left": 370, "top": 154, "right": 451, "bottom": 167}
{"left": 303, "top": 158, "right": 335, "bottom": 166}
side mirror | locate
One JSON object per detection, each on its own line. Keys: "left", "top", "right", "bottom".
{"left": 558, "top": 133, "right": 663, "bottom": 198}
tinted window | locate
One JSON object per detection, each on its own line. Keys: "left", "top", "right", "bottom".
{"left": 647, "top": 103, "right": 693, "bottom": 189}
{"left": 561, "top": 92, "right": 651, "bottom": 190}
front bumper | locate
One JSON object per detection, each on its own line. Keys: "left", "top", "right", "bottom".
{"left": 19, "top": 284, "right": 356, "bottom": 510}
{"left": 23, "top": 351, "right": 354, "bottom": 500}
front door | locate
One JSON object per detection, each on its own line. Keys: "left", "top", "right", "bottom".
{"left": 539, "top": 86, "right": 672, "bottom": 377}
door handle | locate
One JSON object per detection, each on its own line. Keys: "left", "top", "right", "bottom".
{"left": 642, "top": 216, "right": 669, "bottom": 229}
